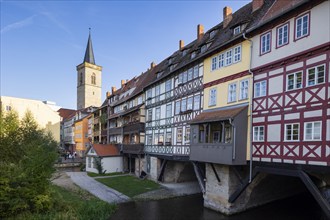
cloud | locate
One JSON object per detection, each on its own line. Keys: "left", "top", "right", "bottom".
{"left": 40, "top": 11, "right": 72, "bottom": 37}
{"left": 1, "top": 15, "right": 36, "bottom": 34}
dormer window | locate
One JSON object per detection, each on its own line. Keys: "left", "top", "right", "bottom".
{"left": 234, "top": 26, "right": 241, "bottom": 35}
{"left": 182, "top": 50, "right": 187, "bottom": 56}
{"left": 156, "top": 71, "right": 163, "bottom": 78}
{"left": 210, "top": 30, "right": 217, "bottom": 39}
{"left": 201, "top": 45, "right": 207, "bottom": 53}
{"left": 191, "top": 52, "right": 196, "bottom": 59}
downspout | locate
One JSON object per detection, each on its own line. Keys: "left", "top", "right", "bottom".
{"left": 243, "top": 32, "right": 254, "bottom": 183}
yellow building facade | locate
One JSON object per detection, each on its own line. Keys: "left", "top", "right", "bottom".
{"left": 202, "top": 40, "right": 252, "bottom": 160}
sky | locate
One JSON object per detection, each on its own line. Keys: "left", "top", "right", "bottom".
{"left": 1, "top": 0, "right": 249, "bottom": 110}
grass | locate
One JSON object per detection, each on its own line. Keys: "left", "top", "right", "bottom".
{"left": 10, "top": 184, "right": 117, "bottom": 220}
{"left": 87, "top": 171, "right": 124, "bottom": 177}
{"left": 96, "top": 175, "right": 160, "bottom": 198}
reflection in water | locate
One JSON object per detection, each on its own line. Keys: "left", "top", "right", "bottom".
{"left": 110, "top": 193, "right": 323, "bottom": 220}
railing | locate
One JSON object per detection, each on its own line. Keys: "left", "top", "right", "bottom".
{"left": 123, "top": 122, "right": 145, "bottom": 133}
{"left": 122, "top": 143, "right": 144, "bottom": 154}
{"left": 108, "top": 127, "right": 122, "bottom": 135}
{"left": 101, "top": 130, "right": 107, "bottom": 136}
{"left": 144, "top": 144, "right": 190, "bottom": 156}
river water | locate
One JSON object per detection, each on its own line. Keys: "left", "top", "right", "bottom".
{"left": 110, "top": 192, "right": 324, "bottom": 220}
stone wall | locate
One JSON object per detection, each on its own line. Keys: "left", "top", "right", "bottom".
{"left": 163, "top": 161, "right": 196, "bottom": 183}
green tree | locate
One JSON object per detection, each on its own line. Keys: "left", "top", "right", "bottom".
{"left": 0, "top": 109, "right": 58, "bottom": 218}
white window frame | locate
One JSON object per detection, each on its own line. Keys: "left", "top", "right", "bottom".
{"left": 254, "top": 80, "right": 267, "bottom": 98}
{"left": 175, "top": 100, "right": 181, "bottom": 115}
{"left": 165, "top": 79, "right": 172, "bottom": 92}
{"left": 239, "top": 79, "right": 249, "bottom": 100}
{"left": 226, "top": 49, "right": 232, "bottom": 66}
{"left": 285, "top": 123, "right": 300, "bottom": 141}
{"left": 155, "top": 107, "right": 161, "bottom": 120}
{"left": 233, "top": 45, "right": 241, "bottom": 63}
{"left": 277, "top": 23, "right": 289, "bottom": 47}
{"left": 193, "top": 95, "right": 200, "bottom": 110}
{"left": 307, "top": 65, "right": 325, "bottom": 86}
{"left": 260, "top": 32, "right": 271, "bottom": 55}
{"left": 218, "top": 53, "right": 225, "bottom": 68}
{"left": 304, "top": 121, "right": 321, "bottom": 141}
{"left": 228, "top": 83, "right": 237, "bottom": 103}
{"left": 253, "top": 126, "right": 264, "bottom": 142}
{"left": 187, "top": 96, "right": 193, "bottom": 110}
{"left": 209, "top": 88, "right": 217, "bottom": 106}
{"left": 295, "top": 13, "right": 309, "bottom": 40}
{"left": 211, "top": 56, "right": 217, "bottom": 71}
{"left": 234, "top": 26, "right": 241, "bottom": 35}
{"left": 287, "top": 71, "right": 302, "bottom": 91}
{"left": 166, "top": 104, "right": 172, "bottom": 118}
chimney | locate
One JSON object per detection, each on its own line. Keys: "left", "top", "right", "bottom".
{"left": 111, "top": 86, "right": 116, "bottom": 93}
{"left": 106, "top": 91, "right": 111, "bottom": 97}
{"left": 223, "top": 6, "right": 232, "bottom": 28}
{"left": 121, "top": 79, "right": 126, "bottom": 87}
{"left": 252, "top": 0, "right": 264, "bottom": 12}
{"left": 150, "top": 62, "right": 156, "bottom": 69}
{"left": 197, "top": 24, "right": 204, "bottom": 41}
{"left": 179, "top": 40, "right": 184, "bottom": 51}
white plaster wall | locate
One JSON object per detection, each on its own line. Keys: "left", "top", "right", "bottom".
{"left": 267, "top": 124, "right": 281, "bottom": 142}
{"left": 102, "top": 157, "right": 123, "bottom": 173}
{"left": 268, "top": 75, "right": 283, "bottom": 95}
{"left": 251, "top": 2, "right": 330, "bottom": 69}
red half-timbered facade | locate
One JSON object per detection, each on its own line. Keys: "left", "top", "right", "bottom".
{"left": 252, "top": 43, "right": 330, "bottom": 166}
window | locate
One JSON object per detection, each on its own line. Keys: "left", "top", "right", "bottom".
{"left": 260, "top": 32, "right": 271, "bottom": 54}
{"left": 295, "top": 13, "right": 309, "bottom": 40}
{"left": 226, "top": 50, "right": 232, "bottom": 66}
{"left": 91, "top": 73, "right": 96, "bottom": 85}
{"left": 213, "top": 131, "right": 220, "bottom": 143}
{"left": 137, "top": 96, "right": 142, "bottom": 105}
{"left": 211, "top": 56, "right": 217, "bottom": 71}
{"left": 165, "top": 132, "right": 172, "bottom": 145}
{"left": 254, "top": 80, "right": 267, "bottom": 98}
{"left": 177, "top": 128, "right": 183, "bottom": 143}
{"left": 225, "top": 124, "right": 232, "bottom": 143}
{"left": 228, "top": 83, "right": 237, "bottom": 103}
{"left": 187, "top": 97, "right": 193, "bottom": 110}
{"left": 88, "top": 157, "right": 91, "bottom": 168}
{"left": 307, "top": 65, "right": 325, "bottom": 86}
{"left": 155, "top": 85, "right": 160, "bottom": 96}
{"left": 193, "top": 65, "right": 199, "bottom": 78}
{"left": 277, "top": 23, "right": 289, "bottom": 47}
{"left": 234, "top": 26, "right": 241, "bottom": 35}
{"left": 201, "top": 45, "right": 207, "bottom": 53}
{"left": 194, "top": 95, "right": 200, "bottom": 110}
{"left": 239, "top": 79, "right": 249, "bottom": 100}
{"left": 181, "top": 99, "right": 187, "bottom": 112}
{"left": 185, "top": 127, "right": 190, "bottom": 144}
{"left": 165, "top": 79, "right": 172, "bottom": 92}
{"left": 166, "top": 104, "right": 172, "bottom": 118}
{"left": 304, "top": 121, "right": 321, "bottom": 141}
{"left": 285, "top": 123, "right": 299, "bottom": 141}
{"left": 287, "top": 72, "right": 302, "bottom": 90}
{"left": 191, "top": 52, "right": 196, "bottom": 59}
{"left": 155, "top": 107, "right": 161, "bottom": 120}
{"left": 253, "top": 126, "right": 264, "bottom": 141}
{"left": 218, "top": 53, "right": 225, "bottom": 68}
{"left": 146, "top": 89, "right": 152, "bottom": 99}
{"left": 5, "top": 105, "right": 11, "bottom": 111}
{"left": 80, "top": 72, "right": 83, "bottom": 85}
{"left": 178, "top": 73, "right": 183, "bottom": 84}
{"left": 175, "top": 101, "right": 181, "bottom": 115}
{"left": 233, "top": 45, "right": 241, "bottom": 63}
{"left": 188, "top": 68, "right": 193, "bottom": 81}
{"left": 158, "top": 133, "right": 164, "bottom": 145}
{"left": 147, "top": 135, "right": 152, "bottom": 145}
{"left": 209, "top": 88, "right": 217, "bottom": 106}
{"left": 210, "top": 30, "right": 216, "bottom": 38}
{"left": 183, "top": 71, "right": 188, "bottom": 83}
{"left": 147, "top": 109, "right": 152, "bottom": 122}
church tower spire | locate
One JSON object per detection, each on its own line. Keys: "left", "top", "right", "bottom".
{"left": 83, "top": 28, "right": 95, "bottom": 65}
{"left": 76, "top": 29, "right": 102, "bottom": 110}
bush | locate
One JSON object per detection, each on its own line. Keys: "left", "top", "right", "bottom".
{"left": 0, "top": 109, "right": 58, "bottom": 218}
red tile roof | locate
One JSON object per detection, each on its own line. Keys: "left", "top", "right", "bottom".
{"left": 57, "top": 108, "right": 76, "bottom": 119}
{"left": 92, "top": 144, "right": 120, "bottom": 157}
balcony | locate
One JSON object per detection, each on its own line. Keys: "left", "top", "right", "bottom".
{"left": 189, "top": 104, "right": 248, "bottom": 165}
{"left": 108, "top": 127, "right": 122, "bottom": 135}
{"left": 122, "top": 143, "right": 144, "bottom": 154}
{"left": 101, "top": 129, "right": 107, "bottom": 136}
{"left": 123, "top": 122, "right": 145, "bottom": 134}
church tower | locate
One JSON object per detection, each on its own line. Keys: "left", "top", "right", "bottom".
{"left": 76, "top": 30, "right": 102, "bottom": 110}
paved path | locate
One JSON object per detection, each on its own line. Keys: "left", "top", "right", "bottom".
{"left": 66, "top": 172, "right": 130, "bottom": 204}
